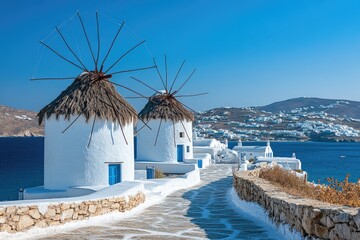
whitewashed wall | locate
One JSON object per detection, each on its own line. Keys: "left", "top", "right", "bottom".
{"left": 44, "top": 115, "right": 134, "bottom": 190}
{"left": 136, "top": 119, "right": 193, "bottom": 163}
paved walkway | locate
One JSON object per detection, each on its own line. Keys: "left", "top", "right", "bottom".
{"left": 40, "top": 165, "right": 277, "bottom": 240}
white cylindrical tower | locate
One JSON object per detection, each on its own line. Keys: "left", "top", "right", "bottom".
{"left": 38, "top": 72, "right": 137, "bottom": 190}
{"left": 136, "top": 91, "right": 194, "bottom": 163}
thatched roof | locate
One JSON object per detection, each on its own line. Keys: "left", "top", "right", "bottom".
{"left": 38, "top": 72, "right": 137, "bottom": 125}
{"left": 139, "top": 91, "right": 194, "bottom": 122}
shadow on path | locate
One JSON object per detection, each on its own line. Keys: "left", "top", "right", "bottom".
{"left": 182, "top": 175, "right": 275, "bottom": 240}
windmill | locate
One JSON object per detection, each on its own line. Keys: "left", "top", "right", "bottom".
{"left": 31, "top": 11, "right": 154, "bottom": 193}
{"left": 133, "top": 55, "right": 207, "bottom": 163}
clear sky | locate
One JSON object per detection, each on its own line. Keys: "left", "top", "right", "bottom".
{"left": 1, "top": 0, "right": 360, "bottom": 112}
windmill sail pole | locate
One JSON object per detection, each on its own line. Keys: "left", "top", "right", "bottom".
{"left": 55, "top": 27, "right": 88, "bottom": 71}
{"left": 39, "top": 41, "right": 86, "bottom": 71}
{"left": 100, "top": 21, "right": 125, "bottom": 70}
{"left": 169, "top": 60, "right": 185, "bottom": 93}
{"left": 95, "top": 11, "right": 101, "bottom": 71}
{"left": 77, "top": 11, "right": 97, "bottom": 67}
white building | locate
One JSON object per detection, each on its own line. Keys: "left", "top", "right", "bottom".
{"left": 136, "top": 91, "right": 193, "bottom": 163}
{"left": 255, "top": 156, "right": 302, "bottom": 171}
{"left": 233, "top": 139, "right": 273, "bottom": 161}
{"left": 25, "top": 72, "right": 137, "bottom": 199}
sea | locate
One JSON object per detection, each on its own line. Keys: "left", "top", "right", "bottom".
{"left": 0, "top": 137, "right": 359, "bottom": 201}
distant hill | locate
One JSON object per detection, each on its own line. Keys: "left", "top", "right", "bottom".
{"left": 258, "top": 97, "right": 360, "bottom": 119}
{"left": 0, "top": 105, "right": 43, "bottom": 136}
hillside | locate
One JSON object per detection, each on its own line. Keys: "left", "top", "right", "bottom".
{"left": 258, "top": 97, "right": 360, "bottom": 119}
{"left": 0, "top": 105, "right": 43, "bottom": 136}
{"left": 194, "top": 97, "right": 360, "bottom": 142}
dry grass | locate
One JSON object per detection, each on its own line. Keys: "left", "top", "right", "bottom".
{"left": 155, "top": 169, "right": 165, "bottom": 178}
{"left": 259, "top": 166, "right": 360, "bottom": 207}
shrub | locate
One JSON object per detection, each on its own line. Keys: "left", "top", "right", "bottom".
{"left": 155, "top": 169, "right": 165, "bottom": 178}
{"left": 259, "top": 166, "right": 360, "bottom": 207}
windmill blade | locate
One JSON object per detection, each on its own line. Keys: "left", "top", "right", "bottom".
{"left": 55, "top": 26, "right": 88, "bottom": 71}
{"left": 125, "top": 96, "right": 148, "bottom": 99}
{"left": 110, "top": 65, "right": 156, "bottom": 75}
{"left": 100, "top": 20, "right": 125, "bottom": 70}
{"left": 103, "top": 93, "right": 129, "bottom": 145}
{"left": 180, "top": 120, "right": 191, "bottom": 142}
{"left": 62, "top": 112, "right": 83, "bottom": 134}
{"left": 104, "top": 40, "right": 145, "bottom": 74}
{"left": 174, "top": 69, "right": 196, "bottom": 95}
{"left": 154, "top": 118, "right": 163, "bottom": 146}
{"left": 130, "top": 76, "right": 162, "bottom": 94}
{"left": 39, "top": 41, "right": 85, "bottom": 71}
{"left": 107, "top": 80, "right": 152, "bottom": 101}
{"left": 176, "top": 92, "right": 208, "bottom": 98}
{"left": 169, "top": 60, "right": 185, "bottom": 93}
{"left": 134, "top": 119, "right": 151, "bottom": 135}
{"left": 170, "top": 100, "right": 195, "bottom": 120}
{"left": 104, "top": 89, "right": 152, "bottom": 130}
{"left": 172, "top": 120, "right": 176, "bottom": 147}
{"left": 77, "top": 11, "right": 96, "bottom": 66}
{"left": 95, "top": 11, "right": 101, "bottom": 71}
{"left": 165, "top": 54, "right": 168, "bottom": 91}
{"left": 177, "top": 98, "right": 199, "bottom": 115}
{"left": 153, "top": 58, "right": 166, "bottom": 89}
{"left": 31, "top": 77, "right": 76, "bottom": 81}
{"left": 87, "top": 114, "right": 97, "bottom": 148}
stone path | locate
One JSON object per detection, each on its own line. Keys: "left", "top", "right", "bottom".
{"left": 40, "top": 165, "right": 278, "bottom": 240}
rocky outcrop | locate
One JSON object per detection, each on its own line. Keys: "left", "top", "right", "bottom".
{"left": 233, "top": 171, "right": 360, "bottom": 240}
{"left": 0, "top": 192, "right": 145, "bottom": 233}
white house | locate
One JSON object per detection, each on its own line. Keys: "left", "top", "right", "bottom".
{"left": 233, "top": 139, "right": 273, "bottom": 161}
{"left": 25, "top": 72, "right": 137, "bottom": 199}
{"left": 136, "top": 91, "right": 193, "bottom": 164}
{"left": 255, "top": 156, "right": 302, "bottom": 171}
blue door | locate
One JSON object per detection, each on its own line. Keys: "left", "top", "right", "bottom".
{"left": 109, "top": 164, "right": 121, "bottom": 185}
{"left": 177, "top": 145, "right": 184, "bottom": 162}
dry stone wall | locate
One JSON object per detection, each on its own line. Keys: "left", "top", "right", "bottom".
{"left": 0, "top": 192, "right": 145, "bottom": 233}
{"left": 233, "top": 171, "right": 360, "bottom": 240}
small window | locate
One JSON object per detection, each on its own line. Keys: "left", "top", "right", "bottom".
{"left": 180, "top": 132, "right": 184, "bottom": 138}
{"left": 186, "top": 146, "right": 190, "bottom": 152}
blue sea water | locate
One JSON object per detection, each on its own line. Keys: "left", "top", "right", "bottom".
{"left": 230, "top": 141, "right": 360, "bottom": 184}
{"left": 0, "top": 137, "right": 43, "bottom": 201}
{"left": 0, "top": 138, "right": 359, "bottom": 201}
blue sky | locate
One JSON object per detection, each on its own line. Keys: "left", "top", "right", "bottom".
{"left": 1, "top": 0, "right": 360, "bottom": 112}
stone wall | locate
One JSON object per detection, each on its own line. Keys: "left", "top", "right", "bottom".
{"left": 233, "top": 171, "right": 360, "bottom": 240}
{"left": 0, "top": 192, "right": 145, "bottom": 233}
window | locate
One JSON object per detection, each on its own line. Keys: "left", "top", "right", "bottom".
{"left": 180, "top": 132, "right": 184, "bottom": 138}
{"left": 186, "top": 146, "right": 190, "bottom": 152}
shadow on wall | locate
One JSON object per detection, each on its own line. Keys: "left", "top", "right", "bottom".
{"left": 182, "top": 176, "right": 274, "bottom": 239}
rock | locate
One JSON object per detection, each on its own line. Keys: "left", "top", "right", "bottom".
{"left": 88, "top": 205, "right": 97, "bottom": 214}
{"left": 0, "top": 216, "right": 6, "bottom": 224}
{"left": 5, "top": 206, "right": 16, "bottom": 215}
{"left": 0, "top": 224, "right": 12, "bottom": 232}
{"left": 29, "top": 209, "right": 41, "bottom": 219}
{"left": 11, "top": 215, "right": 19, "bottom": 222}
{"left": 332, "top": 212, "right": 350, "bottom": 223}
{"left": 17, "top": 215, "right": 34, "bottom": 231}
{"left": 314, "top": 224, "right": 329, "bottom": 239}
{"left": 351, "top": 232, "right": 360, "bottom": 240}
{"left": 35, "top": 220, "right": 47, "bottom": 228}
{"left": 311, "top": 208, "right": 322, "bottom": 219}
{"left": 0, "top": 208, "right": 5, "bottom": 215}
{"left": 61, "top": 209, "right": 74, "bottom": 220}
{"left": 334, "top": 223, "right": 351, "bottom": 240}
{"left": 302, "top": 216, "right": 314, "bottom": 235}
{"left": 60, "top": 203, "right": 70, "bottom": 211}
{"left": 354, "top": 213, "right": 360, "bottom": 229}
{"left": 16, "top": 207, "right": 29, "bottom": 215}
{"left": 329, "top": 229, "right": 340, "bottom": 240}
{"left": 45, "top": 208, "right": 56, "bottom": 218}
